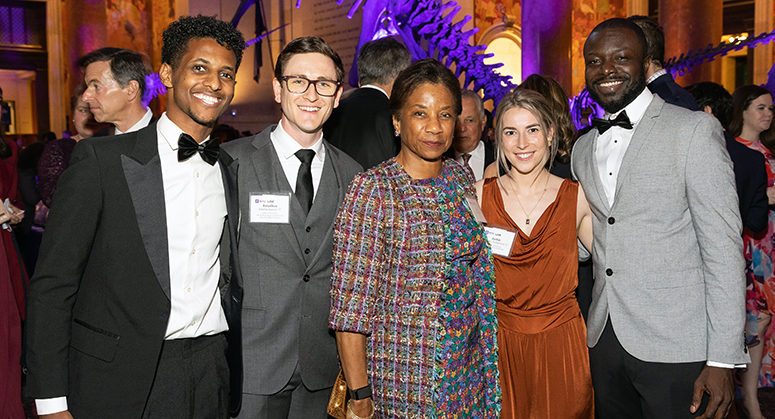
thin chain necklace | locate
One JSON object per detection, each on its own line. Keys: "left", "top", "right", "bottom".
{"left": 507, "top": 170, "right": 550, "bottom": 225}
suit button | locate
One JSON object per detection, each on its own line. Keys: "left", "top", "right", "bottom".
{"left": 608, "top": 217, "right": 615, "bottom": 225}
{"left": 606, "top": 268, "right": 613, "bottom": 276}
{"left": 304, "top": 248, "right": 311, "bottom": 254}
{"left": 303, "top": 275, "right": 310, "bottom": 282}
{"left": 306, "top": 226, "right": 311, "bottom": 232}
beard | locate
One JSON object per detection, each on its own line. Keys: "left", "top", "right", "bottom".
{"left": 586, "top": 70, "right": 647, "bottom": 114}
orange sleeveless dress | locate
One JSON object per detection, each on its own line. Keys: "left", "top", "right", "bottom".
{"left": 481, "top": 177, "right": 593, "bottom": 418}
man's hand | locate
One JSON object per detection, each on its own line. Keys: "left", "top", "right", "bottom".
{"left": 40, "top": 411, "right": 73, "bottom": 419}
{"left": 690, "top": 366, "right": 734, "bottom": 419}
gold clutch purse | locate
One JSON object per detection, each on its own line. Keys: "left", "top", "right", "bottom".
{"left": 327, "top": 369, "right": 350, "bottom": 419}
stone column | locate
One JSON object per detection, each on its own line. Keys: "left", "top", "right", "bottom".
{"left": 521, "top": 0, "right": 572, "bottom": 92}
{"left": 659, "top": 0, "right": 723, "bottom": 86}
{"left": 754, "top": 0, "right": 773, "bottom": 85}
{"left": 627, "top": 0, "right": 648, "bottom": 17}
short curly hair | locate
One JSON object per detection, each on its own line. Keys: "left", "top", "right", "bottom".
{"left": 162, "top": 14, "right": 245, "bottom": 71}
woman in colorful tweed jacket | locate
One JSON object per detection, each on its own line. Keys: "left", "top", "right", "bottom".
{"left": 329, "top": 59, "right": 500, "bottom": 419}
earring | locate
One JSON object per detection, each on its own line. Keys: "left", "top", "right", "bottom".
{"left": 394, "top": 130, "right": 399, "bottom": 137}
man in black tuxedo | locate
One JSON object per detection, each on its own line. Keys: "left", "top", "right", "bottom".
{"left": 628, "top": 15, "right": 699, "bottom": 111}
{"left": 26, "top": 15, "right": 245, "bottom": 419}
{"left": 80, "top": 47, "right": 155, "bottom": 135}
{"left": 323, "top": 37, "right": 411, "bottom": 169}
{"left": 445, "top": 89, "right": 495, "bottom": 180}
{"left": 686, "top": 81, "right": 769, "bottom": 234}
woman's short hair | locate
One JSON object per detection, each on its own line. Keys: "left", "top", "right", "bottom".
{"left": 729, "top": 85, "right": 772, "bottom": 137}
{"left": 70, "top": 83, "right": 88, "bottom": 114}
{"left": 518, "top": 74, "right": 575, "bottom": 164}
{"left": 494, "top": 88, "right": 559, "bottom": 174}
{"left": 389, "top": 58, "right": 462, "bottom": 120}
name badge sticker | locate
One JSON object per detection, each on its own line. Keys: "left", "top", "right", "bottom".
{"left": 464, "top": 195, "right": 487, "bottom": 224}
{"left": 484, "top": 226, "right": 517, "bottom": 257}
{"left": 250, "top": 193, "right": 291, "bottom": 224}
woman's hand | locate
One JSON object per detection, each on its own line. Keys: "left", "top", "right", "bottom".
{"left": 347, "top": 398, "right": 374, "bottom": 419}
{"left": 767, "top": 186, "right": 775, "bottom": 206}
{"left": 7, "top": 203, "right": 24, "bottom": 225}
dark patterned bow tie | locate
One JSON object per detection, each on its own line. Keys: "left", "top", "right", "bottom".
{"left": 592, "top": 111, "right": 633, "bottom": 134}
{"left": 178, "top": 133, "right": 219, "bottom": 166}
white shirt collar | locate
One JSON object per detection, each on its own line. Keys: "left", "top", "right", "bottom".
{"left": 646, "top": 68, "right": 668, "bottom": 85}
{"left": 361, "top": 84, "right": 389, "bottom": 98}
{"left": 271, "top": 120, "right": 325, "bottom": 164}
{"left": 607, "top": 88, "right": 654, "bottom": 127}
{"left": 454, "top": 140, "right": 485, "bottom": 159}
{"left": 157, "top": 112, "right": 211, "bottom": 151}
{"left": 115, "top": 107, "right": 153, "bottom": 135}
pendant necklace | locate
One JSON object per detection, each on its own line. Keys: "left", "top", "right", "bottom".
{"left": 508, "top": 171, "right": 550, "bottom": 225}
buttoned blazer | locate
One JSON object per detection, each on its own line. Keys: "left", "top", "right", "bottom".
{"left": 25, "top": 123, "right": 243, "bottom": 418}
{"left": 221, "top": 126, "right": 362, "bottom": 395}
{"left": 323, "top": 87, "right": 399, "bottom": 170}
{"left": 571, "top": 95, "right": 749, "bottom": 365}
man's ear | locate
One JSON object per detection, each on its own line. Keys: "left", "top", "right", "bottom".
{"left": 160, "top": 63, "right": 173, "bottom": 89}
{"left": 124, "top": 80, "right": 140, "bottom": 102}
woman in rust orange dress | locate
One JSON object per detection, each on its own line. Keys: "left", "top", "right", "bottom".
{"left": 476, "top": 89, "right": 594, "bottom": 418}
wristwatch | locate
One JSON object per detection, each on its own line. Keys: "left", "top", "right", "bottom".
{"left": 349, "top": 384, "right": 372, "bottom": 400}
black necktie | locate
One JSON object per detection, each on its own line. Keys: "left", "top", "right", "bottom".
{"left": 178, "top": 133, "right": 219, "bottom": 166}
{"left": 592, "top": 111, "right": 633, "bottom": 134}
{"left": 295, "top": 149, "right": 315, "bottom": 216}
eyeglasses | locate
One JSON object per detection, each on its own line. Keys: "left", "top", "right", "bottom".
{"left": 280, "top": 76, "right": 341, "bottom": 97}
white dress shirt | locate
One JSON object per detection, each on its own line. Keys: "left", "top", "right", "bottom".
{"left": 115, "top": 107, "right": 154, "bottom": 135}
{"left": 454, "top": 140, "right": 486, "bottom": 181}
{"left": 595, "top": 88, "right": 653, "bottom": 206}
{"left": 646, "top": 68, "right": 668, "bottom": 85}
{"left": 271, "top": 121, "right": 326, "bottom": 197}
{"left": 36, "top": 113, "right": 229, "bottom": 415}
{"left": 157, "top": 113, "right": 229, "bottom": 339}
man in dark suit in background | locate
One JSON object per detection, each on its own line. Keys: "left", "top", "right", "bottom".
{"left": 686, "top": 81, "right": 769, "bottom": 234}
{"left": 223, "top": 37, "right": 362, "bottom": 419}
{"left": 628, "top": 15, "right": 699, "bottom": 111}
{"left": 26, "top": 15, "right": 245, "bottom": 419}
{"left": 323, "top": 37, "right": 411, "bottom": 169}
{"left": 80, "top": 47, "right": 155, "bottom": 135}
{"left": 446, "top": 89, "right": 495, "bottom": 180}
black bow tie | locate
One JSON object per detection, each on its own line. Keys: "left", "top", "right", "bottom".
{"left": 592, "top": 111, "right": 633, "bottom": 134}
{"left": 178, "top": 133, "right": 219, "bottom": 166}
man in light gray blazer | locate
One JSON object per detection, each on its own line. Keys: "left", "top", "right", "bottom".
{"left": 572, "top": 18, "right": 749, "bottom": 419}
{"left": 222, "top": 37, "right": 361, "bottom": 418}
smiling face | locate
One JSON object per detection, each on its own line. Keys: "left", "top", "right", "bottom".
{"left": 743, "top": 93, "right": 774, "bottom": 137}
{"left": 273, "top": 52, "right": 342, "bottom": 146}
{"left": 160, "top": 37, "right": 237, "bottom": 141}
{"left": 82, "top": 60, "right": 133, "bottom": 125}
{"left": 499, "top": 107, "right": 552, "bottom": 176}
{"left": 394, "top": 82, "right": 456, "bottom": 165}
{"left": 453, "top": 95, "right": 485, "bottom": 154}
{"left": 584, "top": 27, "right": 648, "bottom": 114}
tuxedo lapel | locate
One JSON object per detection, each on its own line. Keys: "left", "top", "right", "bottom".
{"left": 613, "top": 97, "right": 663, "bottom": 206}
{"left": 249, "top": 133, "right": 305, "bottom": 261}
{"left": 120, "top": 126, "right": 171, "bottom": 300}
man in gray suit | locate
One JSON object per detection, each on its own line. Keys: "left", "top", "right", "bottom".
{"left": 572, "top": 18, "right": 748, "bottom": 418}
{"left": 222, "top": 36, "right": 362, "bottom": 418}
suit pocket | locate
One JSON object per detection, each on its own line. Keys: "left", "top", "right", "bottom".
{"left": 645, "top": 269, "right": 703, "bottom": 290}
{"left": 70, "top": 319, "right": 120, "bottom": 362}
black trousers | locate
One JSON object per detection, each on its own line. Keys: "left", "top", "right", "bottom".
{"left": 142, "top": 333, "right": 229, "bottom": 419}
{"left": 589, "top": 320, "right": 709, "bottom": 419}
